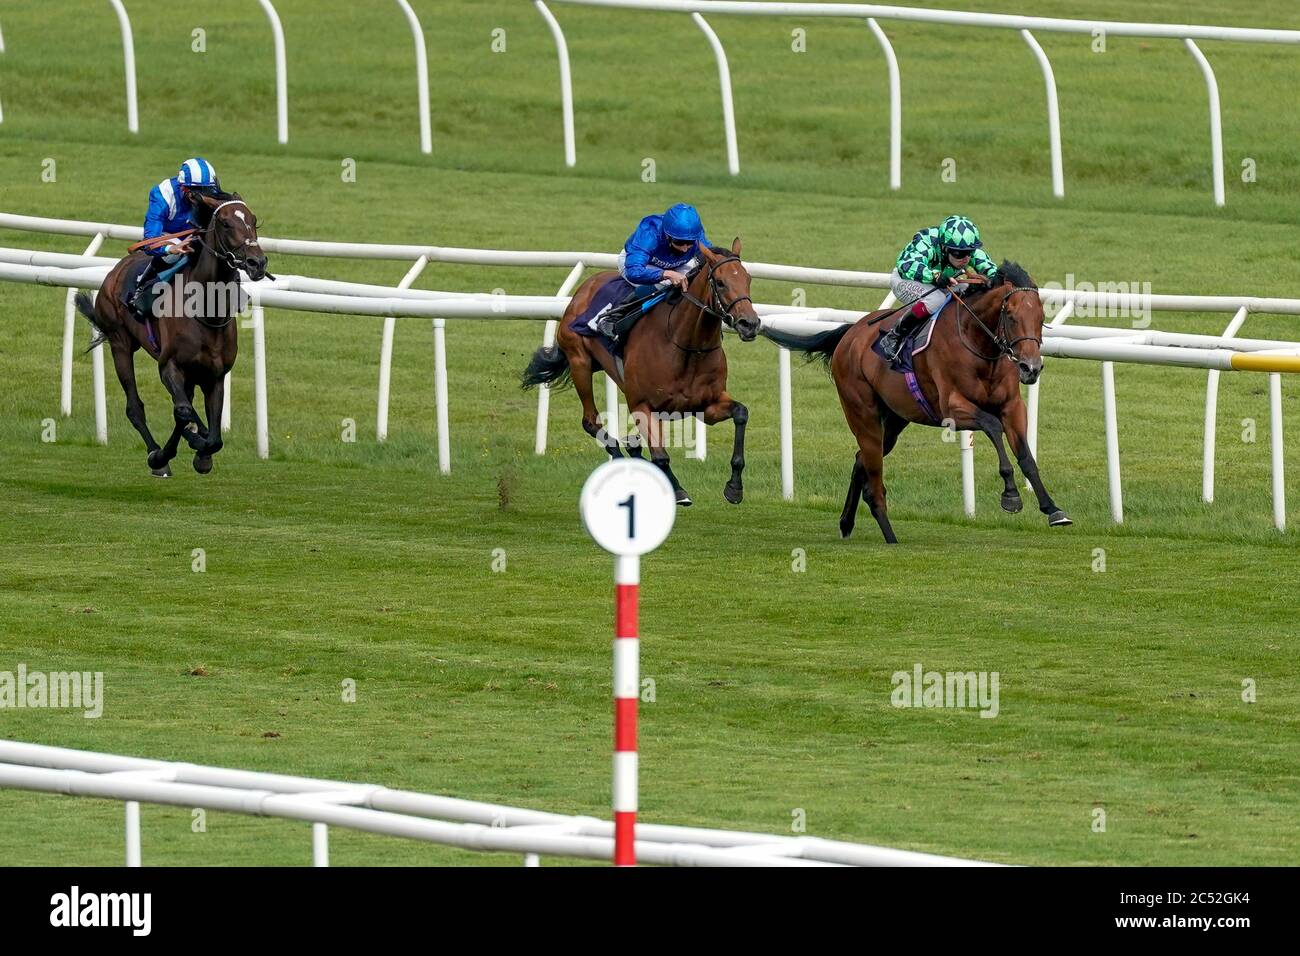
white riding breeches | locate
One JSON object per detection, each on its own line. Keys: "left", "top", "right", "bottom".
{"left": 889, "top": 268, "right": 967, "bottom": 315}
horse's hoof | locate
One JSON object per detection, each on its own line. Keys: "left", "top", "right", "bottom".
{"left": 723, "top": 483, "right": 743, "bottom": 505}
{"left": 193, "top": 454, "right": 213, "bottom": 475}
{"left": 1000, "top": 492, "right": 1023, "bottom": 514}
{"left": 1047, "top": 510, "right": 1073, "bottom": 527}
{"left": 147, "top": 450, "right": 166, "bottom": 470}
{"left": 675, "top": 490, "right": 693, "bottom": 507}
{"left": 840, "top": 520, "right": 855, "bottom": 539}
{"left": 150, "top": 465, "right": 172, "bottom": 479}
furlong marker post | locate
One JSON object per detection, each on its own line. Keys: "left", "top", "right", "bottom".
{"left": 580, "top": 459, "right": 676, "bottom": 866}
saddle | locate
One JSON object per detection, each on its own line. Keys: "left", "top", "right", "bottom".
{"left": 122, "top": 255, "right": 190, "bottom": 354}
{"left": 871, "top": 310, "right": 939, "bottom": 372}
{"left": 570, "top": 275, "right": 673, "bottom": 359}
{"left": 869, "top": 301, "right": 946, "bottom": 425}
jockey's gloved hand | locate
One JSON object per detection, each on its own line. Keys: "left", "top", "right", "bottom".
{"left": 932, "top": 273, "right": 953, "bottom": 289}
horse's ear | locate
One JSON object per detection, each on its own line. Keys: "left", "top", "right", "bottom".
{"left": 233, "top": 192, "right": 243, "bottom": 201}
{"left": 731, "top": 236, "right": 741, "bottom": 255}
{"left": 198, "top": 193, "right": 221, "bottom": 209}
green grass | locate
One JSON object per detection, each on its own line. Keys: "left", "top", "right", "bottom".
{"left": 1, "top": 0, "right": 1298, "bottom": 866}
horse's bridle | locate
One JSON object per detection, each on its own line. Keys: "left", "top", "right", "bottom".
{"left": 952, "top": 285, "right": 1041, "bottom": 364}
{"left": 669, "top": 254, "right": 754, "bottom": 354}
{"left": 185, "top": 201, "right": 263, "bottom": 329}
{"left": 191, "top": 200, "right": 263, "bottom": 274}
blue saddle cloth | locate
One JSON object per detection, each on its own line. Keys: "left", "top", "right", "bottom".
{"left": 569, "top": 275, "right": 670, "bottom": 358}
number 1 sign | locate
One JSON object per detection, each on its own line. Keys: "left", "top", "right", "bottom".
{"left": 579, "top": 459, "right": 677, "bottom": 866}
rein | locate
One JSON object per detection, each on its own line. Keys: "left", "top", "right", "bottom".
{"left": 668, "top": 254, "right": 752, "bottom": 354}
{"left": 950, "top": 285, "right": 1041, "bottom": 364}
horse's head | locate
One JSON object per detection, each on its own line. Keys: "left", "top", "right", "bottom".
{"left": 198, "top": 193, "right": 269, "bottom": 281}
{"left": 698, "top": 239, "right": 760, "bottom": 342}
{"left": 983, "top": 262, "right": 1043, "bottom": 385}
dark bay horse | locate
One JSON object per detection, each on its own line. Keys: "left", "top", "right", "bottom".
{"left": 522, "top": 240, "right": 761, "bottom": 505}
{"left": 762, "top": 261, "right": 1071, "bottom": 542}
{"left": 77, "top": 193, "right": 268, "bottom": 477}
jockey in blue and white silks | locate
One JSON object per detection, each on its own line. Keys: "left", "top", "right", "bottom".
{"left": 130, "top": 158, "right": 222, "bottom": 315}
{"left": 590, "top": 203, "right": 709, "bottom": 339}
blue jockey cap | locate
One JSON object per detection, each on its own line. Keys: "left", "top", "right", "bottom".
{"left": 662, "top": 203, "right": 704, "bottom": 243}
{"left": 178, "top": 157, "right": 219, "bottom": 190}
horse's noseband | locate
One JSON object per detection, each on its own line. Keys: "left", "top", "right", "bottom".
{"left": 195, "top": 201, "right": 261, "bottom": 273}
{"left": 956, "top": 286, "right": 1041, "bottom": 364}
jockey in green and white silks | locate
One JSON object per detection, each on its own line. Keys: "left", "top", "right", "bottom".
{"left": 877, "top": 215, "right": 999, "bottom": 359}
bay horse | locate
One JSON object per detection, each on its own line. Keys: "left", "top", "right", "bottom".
{"left": 76, "top": 192, "right": 268, "bottom": 477}
{"left": 522, "top": 240, "right": 761, "bottom": 505}
{"left": 761, "top": 261, "right": 1071, "bottom": 542}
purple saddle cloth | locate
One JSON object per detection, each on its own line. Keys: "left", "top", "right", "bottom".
{"left": 871, "top": 313, "right": 941, "bottom": 424}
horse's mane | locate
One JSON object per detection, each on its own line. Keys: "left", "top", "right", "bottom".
{"left": 966, "top": 259, "right": 1035, "bottom": 299}
{"left": 192, "top": 189, "right": 240, "bottom": 229}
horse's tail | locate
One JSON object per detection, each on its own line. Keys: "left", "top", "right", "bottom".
{"left": 75, "top": 292, "right": 110, "bottom": 352}
{"left": 760, "top": 321, "right": 853, "bottom": 368}
{"left": 521, "top": 344, "right": 572, "bottom": 390}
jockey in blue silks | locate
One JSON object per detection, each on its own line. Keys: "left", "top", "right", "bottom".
{"left": 589, "top": 203, "right": 708, "bottom": 340}
{"left": 129, "top": 158, "right": 223, "bottom": 316}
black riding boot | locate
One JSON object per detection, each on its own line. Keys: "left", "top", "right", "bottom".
{"left": 878, "top": 309, "right": 927, "bottom": 360}
{"left": 128, "top": 257, "right": 165, "bottom": 320}
{"left": 595, "top": 282, "right": 645, "bottom": 340}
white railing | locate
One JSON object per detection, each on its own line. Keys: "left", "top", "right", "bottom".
{"left": 542, "top": 0, "right": 1300, "bottom": 205}
{"left": 2, "top": 211, "right": 1297, "bottom": 528}
{"left": 0, "top": 741, "right": 990, "bottom": 867}
{"left": 0, "top": 17, "right": 6, "bottom": 124}
{"left": 3, "top": 2, "right": 431, "bottom": 151}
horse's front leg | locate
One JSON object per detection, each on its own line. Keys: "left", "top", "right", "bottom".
{"left": 150, "top": 422, "right": 185, "bottom": 473}
{"left": 944, "top": 396, "right": 1021, "bottom": 514}
{"left": 703, "top": 393, "right": 748, "bottom": 504}
{"left": 193, "top": 375, "right": 224, "bottom": 473}
{"left": 633, "top": 402, "right": 690, "bottom": 506}
{"left": 1001, "top": 398, "right": 1072, "bottom": 527}
{"left": 159, "top": 359, "right": 207, "bottom": 452}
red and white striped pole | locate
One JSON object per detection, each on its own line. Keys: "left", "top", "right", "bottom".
{"left": 613, "top": 553, "right": 639, "bottom": 866}
{"left": 580, "top": 458, "right": 675, "bottom": 868}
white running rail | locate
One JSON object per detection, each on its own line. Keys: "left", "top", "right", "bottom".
{"left": 544, "top": 1, "right": 1300, "bottom": 204}
{"left": 0, "top": 741, "right": 993, "bottom": 867}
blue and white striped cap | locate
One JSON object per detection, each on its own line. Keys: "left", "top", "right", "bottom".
{"left": 177, "top": 157, "right": 219, "bottom": 189}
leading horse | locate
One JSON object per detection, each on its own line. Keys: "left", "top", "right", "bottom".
{"left": 77, "top": 192, "right": 268, "bottom": 477}
{"left": 762, "top": 261, "right": 1071, "bottom": 542}
{"left": 522, "top": 240, "right": 761, "bottom": 505}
